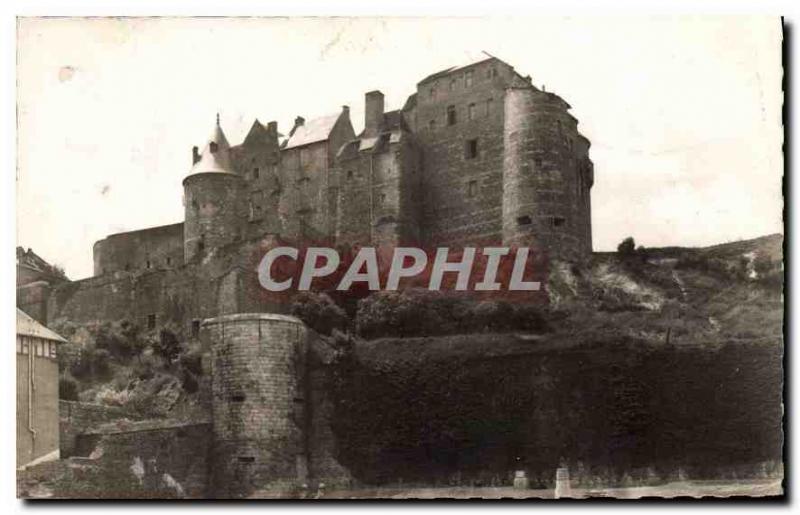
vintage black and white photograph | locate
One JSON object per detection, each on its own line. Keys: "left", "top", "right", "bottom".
{"left": 12, "top": 15, "right": 784, "bottom": 500}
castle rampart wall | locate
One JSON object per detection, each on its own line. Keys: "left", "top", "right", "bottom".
{"left": 93, "top": 222, "right": 184, "bottom": 276}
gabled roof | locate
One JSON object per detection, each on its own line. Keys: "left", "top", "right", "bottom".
{"left": 189, "top": 117, "right": 235, "bottom": 175}
{"left": 284, "top": 112, "right": 341, "bottom": 150}
{"left": 17, "top": 309, "right": 67, "bottom": 343}
{"left": 242, "top": 119, "right": 268, "bottom": 147}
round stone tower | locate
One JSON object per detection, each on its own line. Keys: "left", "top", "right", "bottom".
{"left": 202, "top": 313, "right": 309, "bottom": 498}
{"left": 183, "top": 117, "right": 246, "bottom": 263}
{"left": 502, "top": 86, "right": 594, "bottom": 262}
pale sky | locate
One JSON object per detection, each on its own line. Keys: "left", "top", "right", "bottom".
{"left": 16, "top": 16, "right": 783, "bottom": 279}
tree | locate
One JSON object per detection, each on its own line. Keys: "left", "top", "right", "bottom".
{"left": 617, "top": 237, "right": 636, "bottom": 256}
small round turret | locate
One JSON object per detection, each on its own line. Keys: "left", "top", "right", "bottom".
{"left": 183, "top": 116, "right": 246, "bottom": 263}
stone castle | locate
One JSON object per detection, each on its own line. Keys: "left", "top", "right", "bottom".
{"left": 17, "top": 55, "right": 595, "bottom": 498}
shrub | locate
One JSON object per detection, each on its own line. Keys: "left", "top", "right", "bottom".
{"left": 617, "top": 237, "right": 636, "bottom": 256}
{"left": 356, "top": 290, "right": 550, "bottom": 339}
{"left": 291, "top": 291, "right": 349, "bottom": 335}
{"left": 153, "top": 327, "right": 181, "bottom": 364}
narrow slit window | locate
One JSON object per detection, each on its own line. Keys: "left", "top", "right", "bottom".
{"left": 467, "top": 180, "right": 478, "bottom": 198}
{"left": 517, "top": 215, "right": 532, "bottom": 226}
{"left": 465, "top": 139, "right": 479, "bottom": 159}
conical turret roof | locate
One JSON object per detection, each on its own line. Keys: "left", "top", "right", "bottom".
{"left": 189, "top": 115, "right": 235, "bottom": 175}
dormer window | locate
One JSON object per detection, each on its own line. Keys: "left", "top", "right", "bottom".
{"left": 465, "top": 70, "right": 474, "bottom": 87}
{"left": 252, "top": 167, "right": 260, "bottom": 179}
{"left": 209, "top": 142, "right": 219, "bottom": 154}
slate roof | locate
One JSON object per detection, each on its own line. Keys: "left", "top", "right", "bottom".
{"left": 284, "top": 112, "right": 340, "bottom": 150}
{"left": 189, "top": 120, "right": 235, "bottom": 175}
{"left": 17, "top": 308, "right": 67, "bottom": 343}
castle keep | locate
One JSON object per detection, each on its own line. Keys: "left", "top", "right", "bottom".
{"left": 17, "top": 56, "right": 594, "bottom": 497}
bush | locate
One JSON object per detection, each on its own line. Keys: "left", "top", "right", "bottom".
{"left": 290, "top": 291, "right": 349, "bottom": 335}
{"left": 94, "top": 320, "right": 146, "bottom": 362}
{"left": 617, "top": 237, "right": 636, "bottom": 256}
{"left": 59, "top": 374, "right": 79, "bottom": 401}
{"left": 356, "top": 290, "right": 550, "bottom": 339}
{"left": 132, "top": 353, "right": 164, "bottom": 381}
{"left": 153, "top": 328, "right": 181, "bottom": 364}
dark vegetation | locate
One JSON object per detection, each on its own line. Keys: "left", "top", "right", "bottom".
{"left": 52, "top": 319, "right": 203, "bottom": 419}
{"left": 321, "top": 235, "right": 784, "bottom": 486}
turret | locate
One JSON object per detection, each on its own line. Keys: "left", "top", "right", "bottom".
{"left": 183, "top": 116, "right": 246, "bottom": 263}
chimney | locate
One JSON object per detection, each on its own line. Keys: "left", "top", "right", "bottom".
{"left": 289, "top": 116, "right": 305, "bottom": 137}
{"left": 267, "top": 121, "right": 278, "bottom": 135}
{"left": 364, "top": 90, "right": 384, "bottom": 138}
{"left": 192, "top": 146, "right": 200, "bottom": 165}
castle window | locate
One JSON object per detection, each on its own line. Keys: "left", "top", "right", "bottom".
{"left": 447, "top": 105, "right": 457, "bottom": 126}
{"left": 230, "top": 394, "right": 246, "bottom": 403}
{"left": 166, "top": 257, "right": 172, "bottom": 266}
{"left": 238, "top": 456, "right": 255, "bottom": 463}
{"left": 534, "top": 156, "right": 543, "bottom": 169}
{"left": 429, "top": 119, "right": 436, "bottom": 131}
{"left": 552, "top": 216, "right": 566, "bottom": 228}
{"left": 346, "top": 170, "right": 354, "bottom": 181}
{"left": 465, "top": 138, "right": 479, "bottom": 159}
{"left": 488, "top": 66, "right": 498, "bottom": 79}
{"left": 147, "top": 314, "right": 156, "bottom": 330}
{"left": 450, "top": 79, "right": 457, "bottom": 91}
{"left": 468, "top": 103, "right": 476, "bottom": 121}
{"left": 377, "top": 192, "right": 387, "bottom": 206}
{"left": 467, "top": 180, "right": 478, "bottom": 197}
{"left": 198, "top": 234, "right": 206, "bottom": 253}
{"left": 429, "top": 84, "right": 436, "bottom": 99}
{"left": 209, "top": 142, "right": 218, "bottom": 154}
{"left": 252, "top": 167, "right": 260, "bottom": 179}
{"left": 192, "top": 319, "right": 201, "bottom": 338}
{"left": 145, "top": 260, "right": 151, "bottom": 269}
{"left": 517, "top": 215, "right": 532, "bottom": 226}
{"left": 465, "top": 70, "right": 474, "bottom": 87}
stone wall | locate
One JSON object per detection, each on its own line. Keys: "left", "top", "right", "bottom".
{"left": 59, "top": 401, "right": 128, "bottom": 458}
{"left": 203, "top": 313, "right": 309, "bottom": 498}
{"left": 93, "top": 222, "right": 184, "bottom": 276}
{"left": 231, "top": 120, "right": 283, "bottom": 239}
{"left": 17, "top": 281, "right": 52, "bottom": 324}
{"left": 335, "top": 130, "right": 423, "bottom": 248}
{"left": 59, "top": 420, "right": 212, "bottom": 499}
{"left": 412, "top": 59, "right": 518, "bottom": 247}
{"left": 183, "top": 173, "right": 247, "bottom": 264}
{"left": 502, "top": 87, "right": 593, "bottom": 262}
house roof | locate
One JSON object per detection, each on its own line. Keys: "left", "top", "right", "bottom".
{"left": 17, "top": 309, "right": 67, "bottom": 343}
{"left": 284, "top": 112, "right": 340, "bottom": 150}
